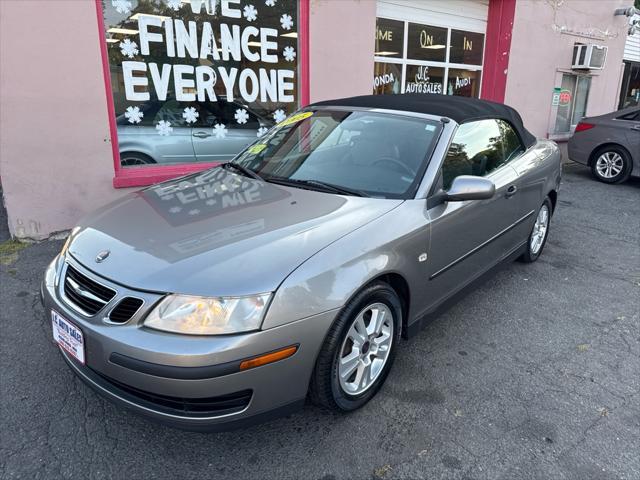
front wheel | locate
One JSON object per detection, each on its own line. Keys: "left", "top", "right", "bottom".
{"left": 309, "top": 282, "right": 402, "bottom": 412}
{"left": 520, "top": 198, "right": 552, "bottom": 263}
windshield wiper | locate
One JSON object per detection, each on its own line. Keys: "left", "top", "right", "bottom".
{"left": 222, "top": 161, "right": 263, "bottom": 180}
{"left": 265, "top": 177, "right": 366, "bottom": 197}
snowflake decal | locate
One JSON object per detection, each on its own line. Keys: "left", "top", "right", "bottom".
{"left": 168, "top": 206, "right": 182, "bottom": 214}
{"left": 124, "top": 106, "right": 144, "bottom": 124}
{"left": 182, "top": 107, "right": 199, "bottom": 124}
{"left": 243, "top": 4, "right": 258, "bottom": 22}
{"left": 119, "top": 38, "right": 138, "bottom": 59}
{"left": 112, "top": 0, "right": 132, "bottom": 14}
{"left": 265, "top": 0, "right": 276, "bottom": 6}
{"left": 257, "top": 126, "right": 269, "bottom": 137}
{"left": 283, "top": 46, "right": 296, "bottom": 62}
{"left": 234, "top": 108, "right": 249, "bottom": 124}
{"left": 213, "top": 123, "right": 227, "bottom": 139}
{"left": 165, "top": 0, "right": 182, "bottom": 11}
{"left": 280, "top": 13, "right": 293, "bottom": 30}
{"left": 273, "top": 109, "right": 287, "bottom": 124}
{"left": 156, "top": 120, "right": 173, "bottom": 136}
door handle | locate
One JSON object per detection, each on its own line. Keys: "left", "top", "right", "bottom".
{"left": 505, "top": 185, "right": 518, "bottom": 198}
{"left": 630, "top": 125, "right": 640, "bottom": 131}
{"left": 192, "top": 131, "right": 211, "bottom": 138}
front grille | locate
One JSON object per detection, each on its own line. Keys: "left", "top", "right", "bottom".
{"left": 109, "top": 297, "right": 144, "bottom": 323}
{"left": 91, "top": 368, "right": 252, "bottom": 417}
{"left": 63, "top": 265, "right": 116, "bottom": 315}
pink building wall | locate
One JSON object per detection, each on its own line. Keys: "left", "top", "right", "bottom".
{"left": 504, "top": 0, "right": 629, "bottom": 138}
{"left": 309, "top": 0, "right": 376, "bottom": 102}
{"left": 0, "top": 0, "right": 631, "bottom": 239}
{"left": 0, "top": 0, "right": 374, "bottom": 240}
{"left": 0, "top": 0, "right": 123, "bottom": 239}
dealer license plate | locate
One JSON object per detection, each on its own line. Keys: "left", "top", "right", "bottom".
{"left": 51, "top": 310, "right": 85, "bottom": 364}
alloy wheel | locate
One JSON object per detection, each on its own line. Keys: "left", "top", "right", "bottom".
{"left": 337, "top": 302, "right": 394, "bottom": 396}
{"left": 595, "top": 152, "right": 624, "bottom": 179}
{"left": 530, "top": 204, "right": 549, "bottom": 255}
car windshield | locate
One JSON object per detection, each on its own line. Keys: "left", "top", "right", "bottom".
{"left": 232, "top": 109, "right": 441, "bottom": 199}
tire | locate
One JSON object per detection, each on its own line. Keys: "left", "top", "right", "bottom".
{"left": 120, "top": 152, "right": 156, "bottom": 167}
{"left": 520, "top": 197, "right": 552, "bottom": 263}
{"left": 590, "top": 146, "right": 632, "bottom": 184}
{"left": 309, "top": 282, "right": 402, "bottom": 412}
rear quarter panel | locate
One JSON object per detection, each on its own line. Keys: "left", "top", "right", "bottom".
{"left": 569, "top": 122, "right": 633, "bottom": 168}
{"left": 509, "top": 139, "right": 561, "bottom": 239}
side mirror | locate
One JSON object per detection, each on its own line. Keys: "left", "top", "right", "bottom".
{"left": 445, "top": 175, "right": 495, "bottom": 202}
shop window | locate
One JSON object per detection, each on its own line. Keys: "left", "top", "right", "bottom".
{"left": 407, "top": 23, "right": 447, "bottom": 62}
{"left": 99, "top": 0, "right": 307, "bottom": 186}
{"left": 373, "top": 17, "right": 484, "bottom": 98}
{"left": 375, "top": 18, "right": 404, "bottom": 58}
{"left": 553, "top": 73, "right": 591, "bottom": 134}
{"left": 446, "top": 68, "right": 481, "bottom": 97}
{"left": 618, "top": 61, "right": 640, "bottom": 109}
{"left": 373, "top": 62, "right": 402, "bottom": 95}
{"left": 405, "top": 65, "right": 444, "bottom": 95}
{"left": 449, "top": 29, "right": 484, "bottom": 65}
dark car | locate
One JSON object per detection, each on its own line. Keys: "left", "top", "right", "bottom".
{"left": 568, "top": 107, "right": 640, "bottom": 184}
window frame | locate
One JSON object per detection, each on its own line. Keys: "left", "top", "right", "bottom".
{"left": 431, "top": 118, "right": 522, "bottom": 193}
{"left": 95, "top": 0, "right": 311, "bottom": 189}
{"left": 615, "top": 110, "right": 640, "bottom": 121}
{"left": 373, "top": 16, "right": 486, "bottom": 98}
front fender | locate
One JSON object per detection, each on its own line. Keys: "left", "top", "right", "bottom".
{"left": 262, "top": 200, "right": 430, "bottom": 329}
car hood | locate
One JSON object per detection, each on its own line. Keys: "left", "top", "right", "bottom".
{"left": 68, "top": 168, "right": 403, "bottom": 296}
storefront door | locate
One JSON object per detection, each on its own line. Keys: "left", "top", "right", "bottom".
{"left": 553, "top": 73, "right": 591, "bottom": 135}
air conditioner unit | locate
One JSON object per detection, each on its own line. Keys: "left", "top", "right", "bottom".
{"left": 572, "top": 43, "right": 608, "bottom": 70}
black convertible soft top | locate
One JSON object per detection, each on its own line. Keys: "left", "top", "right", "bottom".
{"left": 310, "top": 93, "right": 537, "bottom": 149}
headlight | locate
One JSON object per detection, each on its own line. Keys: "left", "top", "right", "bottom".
{"left": 144, "top": 293, "right": 271, "bottom": 335}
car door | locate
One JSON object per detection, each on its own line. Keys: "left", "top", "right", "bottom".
{"left": 147, "top": 99, "right": 196, "bottom": 164}
{"left": 192, "top": 100, "right": 265, "bottom": 162}
{"left": 117, "top": 99, "right": 197, "bottom": 165}
{"left": 424, "top": 119, "right": 522, "bottom": 308}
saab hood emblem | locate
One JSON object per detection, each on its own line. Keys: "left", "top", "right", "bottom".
{"left": 95, "top": 250, "right": 111, "bottom": 263}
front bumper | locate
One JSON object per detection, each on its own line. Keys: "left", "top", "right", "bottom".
{"left": 42, "top": 255, "right": 338, "bottom": 431}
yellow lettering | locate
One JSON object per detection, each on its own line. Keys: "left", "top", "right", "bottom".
{"left": 463, "top": 37, "right": 473, "bottom": 51}
{"left": 420, "top": 30, "right": 434, "bottom": 48}
{"left": 376, "top": 29, "right": 393, "bottom": 41}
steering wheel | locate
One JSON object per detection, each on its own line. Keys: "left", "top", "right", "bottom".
{"left": 372, "top": 156, "right": 415, "bottom": 177}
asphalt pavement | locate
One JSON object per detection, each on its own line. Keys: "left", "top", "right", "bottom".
{"left": 1, "top": 165, "right": 639, "bottom": 480}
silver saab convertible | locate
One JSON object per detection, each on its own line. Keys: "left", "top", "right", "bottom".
{"left": 42, "top": 94, "right": 561, "bottom": 430}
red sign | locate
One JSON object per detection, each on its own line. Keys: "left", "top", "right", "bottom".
{"left": 559, "top": 89, "right": 572, "bottom": 106}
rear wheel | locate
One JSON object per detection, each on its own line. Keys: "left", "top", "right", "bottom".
{"left": 520, "top": 198, "right": 552, "bottom": 263}
{"left": 590, "top": 146, "right": 632, "bottom": 184}
{"left": 309, "top": 282, "right": 402, "bottom": 412}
